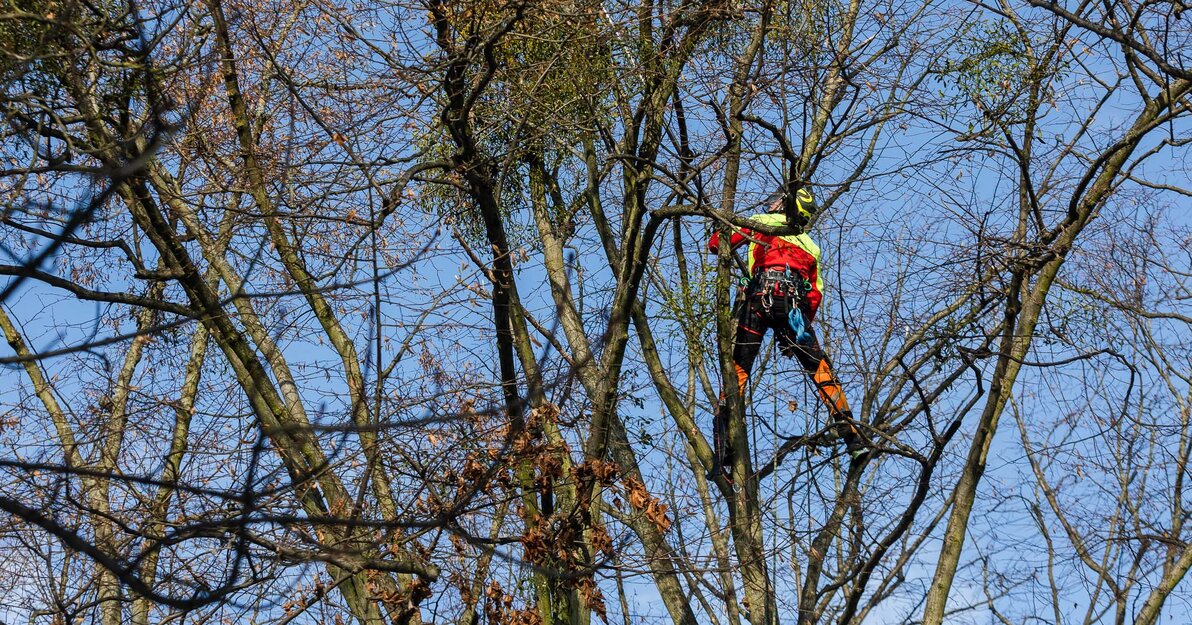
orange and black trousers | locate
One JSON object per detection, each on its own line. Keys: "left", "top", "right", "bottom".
{"left": 714, "top": 278, "right": 853, "bottom": 467}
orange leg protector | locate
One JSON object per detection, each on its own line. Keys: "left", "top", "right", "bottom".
{"left": 812, "top": 358, "right": 852, "bottom": 418}
{"left": 733, "top": 363, "right": 750, "bottom": 397}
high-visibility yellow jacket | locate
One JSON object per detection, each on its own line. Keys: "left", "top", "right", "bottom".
{"left": 708, "top": 212, "right": 824, "bottom": 320}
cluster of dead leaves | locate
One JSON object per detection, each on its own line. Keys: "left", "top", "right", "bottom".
{"left": 574, "top": 461, "right": 671, "bottom": 536}
{"left": 571, "top": 458, "right": 619, "bottom": 494}
{"left": 533, "top": 451, "right": 564, "bottom": 490}
{"left": 587, "top": 522, "right": 614, "bottom": 558}
{"left": 520, "top": 516, "right": 580, "bottom": 570}
{"left": 622, "top": 477, "right": 672, "bottom": 534}
{"left": 576, "top": 576, "right": 608, "bottom": 622}
{"left": 484, "top": 581, "right": 544, "bottom": 625}
{"left": 512, "top": 405, "right": 571, "bottom": 493}
{"left": 366, "top": 573, "right": 431, "bottom": 624}
{"left": 452, "top": 571, "right": 474, "bottom": 606}
{"left": 519, "top": 511, "right": 611, "bottom": 621}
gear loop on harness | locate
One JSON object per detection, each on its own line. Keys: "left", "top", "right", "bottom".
{"left": 750, "top": 266, "right": 809, "bottom": 307}
{"left": 747, "top": 266, "right": 815, "bottom": 344}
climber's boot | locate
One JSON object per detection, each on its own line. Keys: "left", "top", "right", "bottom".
{"left": 708, "top": 402, "right": 736, "bottom": 485}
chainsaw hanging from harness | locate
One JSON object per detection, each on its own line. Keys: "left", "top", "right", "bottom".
{"left": 751, "top": 267, "right": 814, "bottom": 346}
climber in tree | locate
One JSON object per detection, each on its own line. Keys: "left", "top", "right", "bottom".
{"left": 708, "top": 184, "right": 862, "bottom": 481}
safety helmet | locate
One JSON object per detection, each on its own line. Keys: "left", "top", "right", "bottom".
{"left": 766, "top": 185, "right": 817, "bottom": 224}
{"left": 790, "top": 187, "right": 817, "bottom": 222}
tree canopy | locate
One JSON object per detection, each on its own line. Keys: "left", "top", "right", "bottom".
{"left": 0, "top": 1, "right": 1189, "bottom": 624}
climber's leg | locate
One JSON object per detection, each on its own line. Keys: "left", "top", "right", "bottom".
{"left": 811, "top": 358, "right": 852, "bottom": 418}
{"left": 711, "top": 296, "right": 767, "bottom": 480}
{"left": 729, "top": 299, "right": 766, "bottom": 397}
{"left": 788, "top": 327, "right": 864, "bottom": 453}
